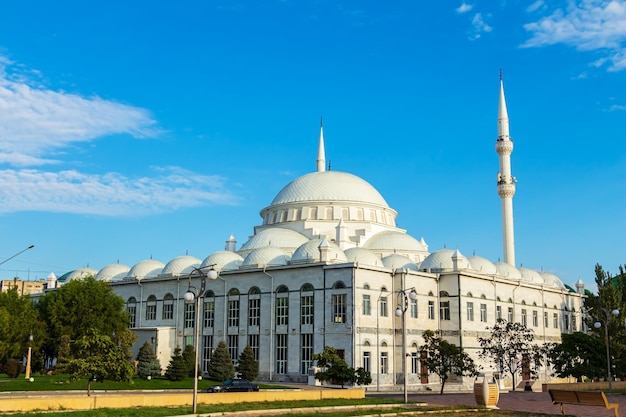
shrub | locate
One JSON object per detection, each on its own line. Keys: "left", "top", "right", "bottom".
{"left": 5, "top": 358, "right": 23, "bottom": 378}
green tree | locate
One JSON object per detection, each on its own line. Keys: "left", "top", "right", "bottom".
{"left": 66, "top": 329, "right": 134, "bottom": 396}
{"left": 136, "top": 341, "right": 161, "bottom": 379}
{"left": 313, "top": 346, "right": 372, "bottom": 388}
{"left": 207, "top": 340, "right": 235, "bottom": 382}
{"left": 422, "top": 330, "right": 477, "bottom": 394}
{"left": 38, "top": 276, "right": 132, "bottom": 364}
{"left": 237, "top": 345, "right": 259, "bottom": 381}
{"left": 165, "top": 347, "right": 188, "bottom": 381}
{"left": 0, "top": 287, "right": 46, "bottom": 367}
{"left": 547, "top": 332, "right": 605, "bottom": 382}
{"left": 478, "top": 319, "right": 546, "bottom": 390}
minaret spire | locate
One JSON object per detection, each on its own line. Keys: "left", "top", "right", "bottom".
{"left": 496, "top": 74, "right": 516, "bottom": 266}
{"left": 316, "top": 117, "right": 326, "bottom": 172}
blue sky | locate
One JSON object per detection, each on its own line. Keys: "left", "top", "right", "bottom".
{"left": 0, "top": 0, "right": 623, "bottom": 290}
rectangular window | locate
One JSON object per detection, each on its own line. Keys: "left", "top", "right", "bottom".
{"left": 202, "top": 335, "right": 213, "bottom": 373}
{"left": 440, "top": 301, "right": 450, "bottom": 321}
{"left": 553, "top": 313, "right": 559, "bottom": 329}
{"left": 184, "top": 303, "right": 195, "bottom": 329}
{"left": 203, "top": 300, "right": 215, "bottom": 328}
{"left": 363, "top": 351, "right": 371, "bottom": 373}
{"left": 496, "top": 305, "right": 502, "bottom": 320}
{"left": 380, "top": 296, "right": 388, "bottom": 317}
{"left": 410, "top": 299, "right": 418, "bottom": 318}
{"left": 227, "top": 335, "right": 239, "bottom": 362}
{"left": 428, "top": 301, "right": 435, "bottom": 320}
{"left": 467, "top": 302, "right": 474, "bottom": 321}
{"left": 163, "top": 298, "right": 174, "bottom": 320}
{"left": 362, "top": 294, "right": 371, "bottom": 315}
{"left": 145, "top": 304, "right": 156, "bottom": 321}
{"left": 572, "top": 315, "right": 577, "bottom": 331}
{"left": 532, "top": 310, "right": 538, "bottom": 327}
{"left": 544, "top": 312, "right": 549, "bottom": 328}
{"left": 333, "top": 294, "right": 346, "bottom": 323}
{"left": 301, "top": 294, "right": 313, "bottom": 325}
{"left": 564, "top": 314, "right": 570, "bottom": 331}
{"left": 228, "top": 299, "right": 240, "bottom": 327}
{"left": 380, "top": 352, "right": 388, "bottom": 374}
{"left": 480, "top": 304, "right": 487, "bottom": 322}
{"left": 521, "top": 309, "right": 527, "bottom": 326}
{"left": 248, "top": 298, "right": 260, "bottom": 326}
{"left": 300, "top": 333, "right": 313, "bottom": 374}
{"left": 411, "top": 352, "right": 419, "bottom": 374}
{"left": 276, "top": 334, "right": 288, "bottom": 374}
{"left": 248, "top": 334, "right": 259, "bottom": 360}
{"left": 277, "top": 296, "right": 289, "bottom": 326}
{"left": 127, "top": 306, "right": 136, "bottom": 328}
{"left": 507, "top": 307, "right": 514, "bottom": 323}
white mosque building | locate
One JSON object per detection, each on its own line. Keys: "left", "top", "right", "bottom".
{"left": 54, "top": 79, "right": 586, "bottom": 391}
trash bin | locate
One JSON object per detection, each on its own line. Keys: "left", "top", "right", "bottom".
{"left": 474, "top": 372, "right": 499, "bottom": 409}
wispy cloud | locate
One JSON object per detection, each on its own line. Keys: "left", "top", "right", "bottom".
{"left": 469, "top": 12, "right": 493, "bottom": 40}
{"left": 0, "top": 167, "right": 237, "bottom": 216}
{"left": 456, "top": 3, "right": 473, "bottom": 14}
{"left": 0, "top": 55, "right": 237, "bottom": 216}
{"left": 522, "top": 0, "right": 626, "bottom": 71}
{"left": 610, "top": 104, "right": 626, "bottom": 111}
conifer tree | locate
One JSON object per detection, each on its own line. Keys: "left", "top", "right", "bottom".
{"left": 237, "top": 344, "right": 258, "bottom": 381}
{"left": 136, "top": 341, "right": 161, "bottom": 379}
{"left": 181, "top": 344, "right": 198, "bottom": 377}
{"left": 207, "top": 340, "right": 234, "bottom": 382}
{"left": 165, "top": 347, "right": 187, "bottom": 381}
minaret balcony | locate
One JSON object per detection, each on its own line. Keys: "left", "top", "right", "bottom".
{"left": 495, "top": 140, "right": 513, "bottom": 154}
{"left": 497, "top": 183, "right": 516, "bottom": 198}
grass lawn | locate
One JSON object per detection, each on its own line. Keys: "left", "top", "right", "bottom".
{"left": 0, "top": 373, "right": 287, "bottom": 392}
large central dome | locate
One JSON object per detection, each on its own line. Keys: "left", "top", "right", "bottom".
{"left": 270, "top": 171, "right": 389, "bottom": 207}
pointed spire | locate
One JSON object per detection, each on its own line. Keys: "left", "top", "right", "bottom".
{"left": 316, "top": 117, "right": 326, "bottom": 172}
{"left": 498, "top": 74, "right": 510, "bottom": 141}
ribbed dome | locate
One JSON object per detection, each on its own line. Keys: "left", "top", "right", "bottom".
{"left": 420, "top": 249, "right": 471, "bottom": 272}
{"left": 59, "top": 267, "right": 98, "bottom": 282}
{"left": 344, "top": 247, "right": 383, "bottom": 267}
{"left": 201, "top": 251, "right": 244, "bottom": 272}
{"left": 363, "top": 231, "right": 426, "bottom": 252}
{"left": 291, "top": 238, "right": 347, "bottom": 263}
{"left": 161, "top": 256, "right": 201, "bottom": 275}
{"left": 519, "top": 267, "right": 544, "bottom": 284}
{"left": 381, "top": 254, "right": 418, "bottom": 270}
{"left": 468, "top": 256, "right": 498, "bottom": 275}
{"left": 269, "top": 171, "right": 389, "bottom": 207}
{"left": 494, "top": 262, "right": 522, "bottom": 280}
{"left": 126, "top": 260, "right": 165, "bottom": 280}
{"left": 95, "top": 264, "right": 130, "bottom": 282}
{"left": 242, "top": 247, "right": 291, "bottom": 267}
{"left": 239, "top": 228, "right": 309, "bottom": 253}
{"left": 542, "top": 271, "right": 565, "bottom": 289}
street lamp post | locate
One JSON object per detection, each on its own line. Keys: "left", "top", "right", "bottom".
{"left": 0, "top": 244, "right": 35, "bottom": 268}
{"left": 594, "top": 308, "right": 620, "bottom": 393}
{"left": 184, "top": 265, "right": 218, "bottom": 414}
{"left": 24, "top": 333, "right": 33, "bottom": 380}
{"left": 394, "top": 288, "right": 417, "bottom": 403}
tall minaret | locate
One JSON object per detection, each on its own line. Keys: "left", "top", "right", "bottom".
{"left": 316, "top": 117, "right": 326, "bottom": 172}
{"left": 496, "top": 73, "right": 516, "bottom": 266}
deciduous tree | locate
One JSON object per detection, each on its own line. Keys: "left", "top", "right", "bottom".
{"left": 547, "top": 332, "right": 605, "bottom": 382}
{"left": 422, "top": 330, "right": 477, "bottom": 394}
{"left": 313, "top": 346, "right": 371, "bottom": 388}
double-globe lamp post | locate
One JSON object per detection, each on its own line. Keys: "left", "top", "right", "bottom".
{"left": 184, "top": 265, "right": 218, "bottom": 414}
{"left": 594, "top": 308, "right": 620, "bottom": 393}
{"left": 394, "top": 288, "right": 417, "bottom": 403}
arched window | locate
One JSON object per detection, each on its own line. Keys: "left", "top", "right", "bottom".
{"left": 300, "top": 283, "right": 314, "bottom": 325}
{"left": 227, "top": 288, "right": 240, "bottom": 327}
{"left": 276, "top": 285, "right": 289, "bottom": 326}
{"left": 127, "top": 297, "right": 137, "bottom": 328}
{"left": 333, "top": 281, "right": 346, "bottom": 289}
{"left": 248, "top": 287, "right": 261, "bottom": 327}
{"left": 145, "top": 295, "right": 157, "bottom": 321}
{"left": 439, "top": 291, "right": 450, "bottom": 297}
{"left": 332, "top": 281, "right": 347, "bottom": 323}
{"left": 380, "top": 342, "right": 389, "bottom": 374}
{"left": 162, "top": 293, "right": 174, "bottom": 320}
{"left": 203, "top": 290, "right": 215, "bottom": 328}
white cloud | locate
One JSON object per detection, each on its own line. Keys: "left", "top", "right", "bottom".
{"left": 522, "top": 0, "right": 626, "bottom": 71}
{"left": 456, "top": 3, "right": 473, "bottom": 13}
{"left": 610, "top": 104, "right": 626, "bottom": 110}
{"left": 469, "top": 12, "right": 493, "bottom": 40}
{"left": 0, "top": 167, "right": 238, "bottom": 216}
{"left": 527, "top": 1, "right": 546, "bottom": 13}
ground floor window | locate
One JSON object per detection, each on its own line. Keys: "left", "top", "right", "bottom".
{"left": 248, "top": 334, "right": 259, "bottom": 360}
{"left": 202, "top": 335, "right": 213, "bottom": 373}
{"left": 276, "top": 334, "right": 288, "bottom": 374}
{"left": 380, "top": 351, "right": 388, "bottom": 374}
{"left": 300, "top": 333, "right": 313, "bottom": 374}
{"left": 227, "top": 335, "right": 239, "bottom": 362}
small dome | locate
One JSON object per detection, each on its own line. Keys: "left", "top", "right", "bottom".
{"left": 381, "top": 254, "right": 418, "bottom": 271}
{"left": 494, "top": 262, "right": 522, "bottom": 280}
{"left": 542, "top": 271, "right": 565, "bottom": 289}
{"left": 519, "top": 267, "right": 544, "bottom": 284}
{"left": 344, "top": 247, "right": 383, "bottom": 267}
{"left": 95, "top": 264, "right": 130, "bottom": 282}
{"left": 239, "top": 228, "right": 309, "bottom": 254}
{"left": 468, "top": 256, "right": 498, "bottom": 275}
{"left": 420, "top": 249, "right": 471, "bottom": 272}
{"left": 201, "top": 251, "right": 244, "bottom": 272}
{"left": 161, "top": 256, "right": 201, "bottom": 275}
{"left": 242, "top": 247, "right": 291, "bottom": 267}
{"left": 59, "top": 268, "right": 98, "bottom": 282}
{"left": 363, "top": 231, "right": 427, "bottom": 252}
{"left": 126, "top": 260, "right": 165, "bottom": 280}
{"left": 268, "top": 171, "right": 389, "bottom": 207}
{"left": 291, "top": 239, "right": 347, "bottom": 263}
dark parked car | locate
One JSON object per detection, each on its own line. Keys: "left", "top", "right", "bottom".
{"left": 206, "top": 378, "right": 259, "bottom": 393}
